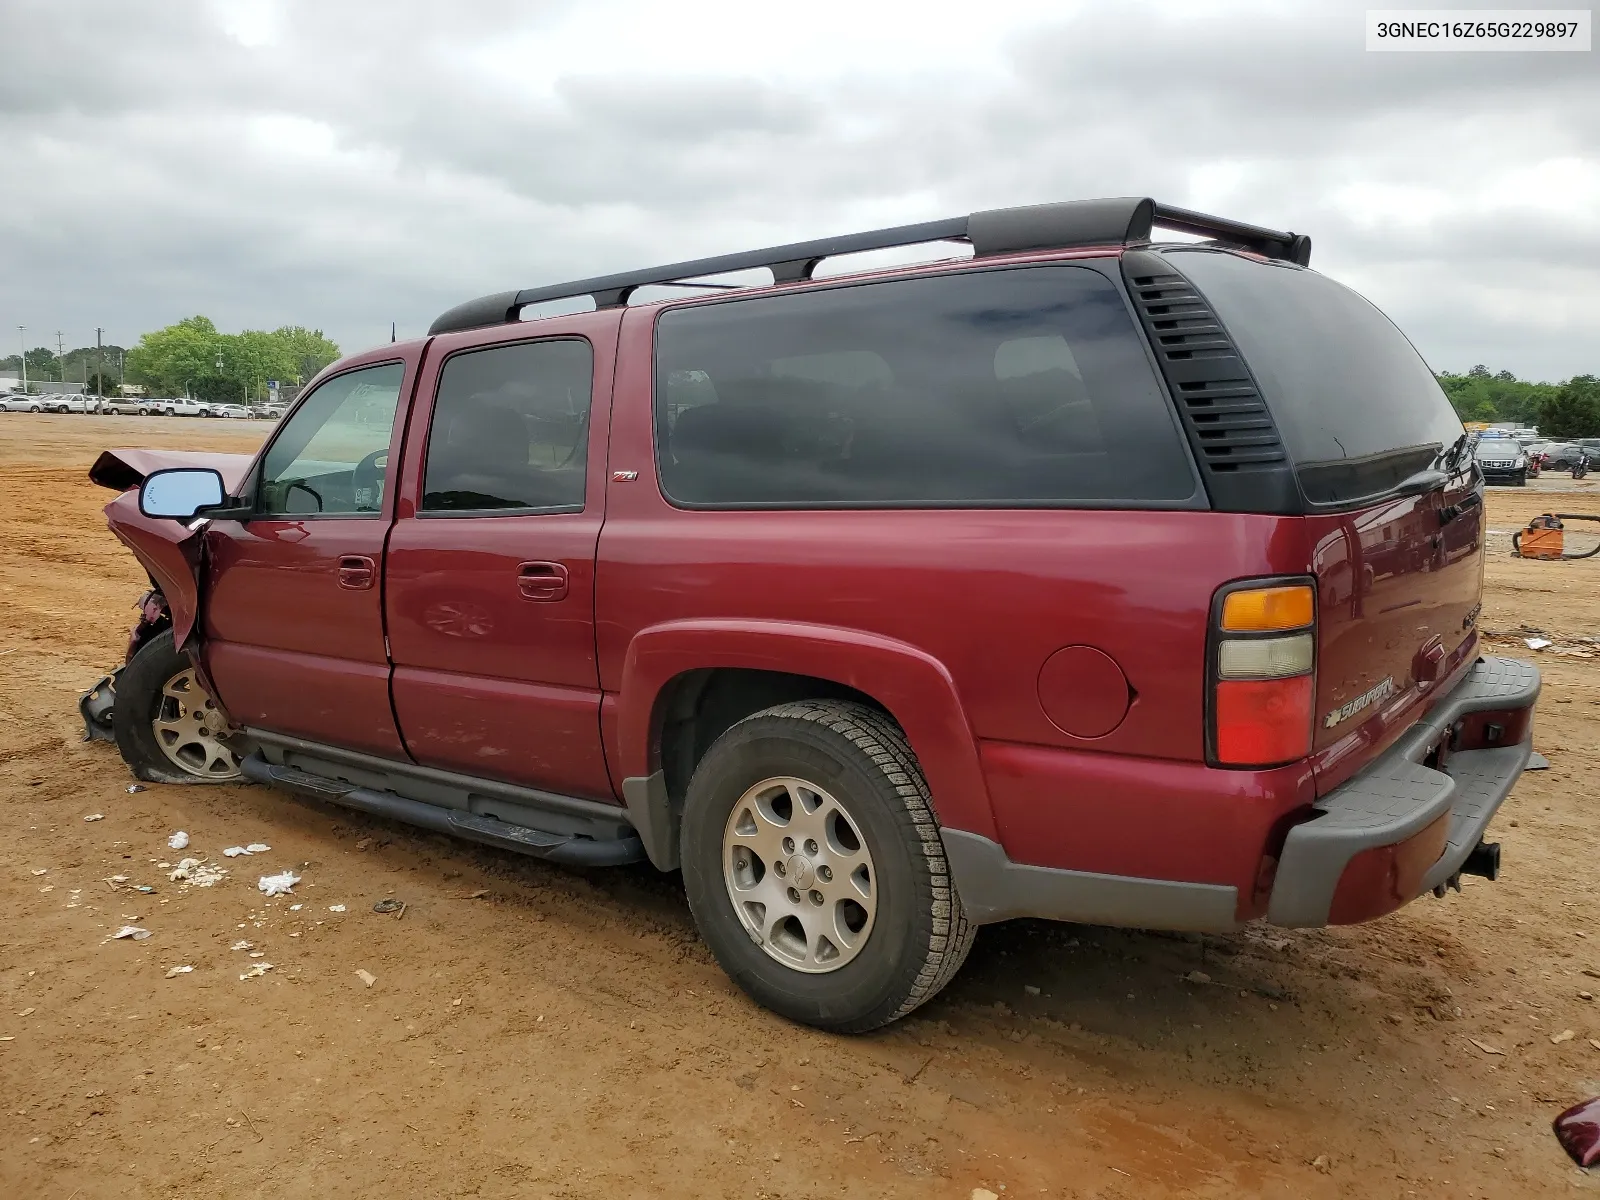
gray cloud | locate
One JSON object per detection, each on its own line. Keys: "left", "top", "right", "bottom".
{"left": 1, "top": 0, "right": 1595, "bottom": 380}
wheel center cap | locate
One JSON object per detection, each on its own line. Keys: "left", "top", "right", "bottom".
{"left": 786, "top": 855, "right": 814, "bottom": 890}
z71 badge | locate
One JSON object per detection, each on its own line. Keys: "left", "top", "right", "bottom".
{"left": 1323, "top": 676, "right": 1396, "bottom": 729}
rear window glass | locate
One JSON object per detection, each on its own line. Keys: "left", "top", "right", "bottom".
{"left": 653, "top": 265, "right": 1197, "bottom": 507}
{"left": 1167, "top": 250, "right": 1463, "bottom": 506}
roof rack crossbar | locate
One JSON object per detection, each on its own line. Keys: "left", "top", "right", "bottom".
{"left": 1152, "top": 203, "right": 1311, "bottom": 267}
{"left": 428, "top": 196, "right": 1309, "bottom": 335}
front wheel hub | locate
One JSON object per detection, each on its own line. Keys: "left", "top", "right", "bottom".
{"left": 152, "top": 668, "right": 243, "bottom": 780}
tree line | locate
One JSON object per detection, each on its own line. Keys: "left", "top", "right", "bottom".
{"left": 1, "top": 344, "right": 128, "bottom": 393}
{"left": 122, "top": 317, "right": 341, "bottom": 404}
{"left": 1436, "top": 366, "right": 1600, "bottom": 439}
{"left": 4, "top": 317, "right": 341, "bottom": 403}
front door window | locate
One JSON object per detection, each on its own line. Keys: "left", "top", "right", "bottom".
{"left": 258, "top": 363, "right": 404, "bottom": 516}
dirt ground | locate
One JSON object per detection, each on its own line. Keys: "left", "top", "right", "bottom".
{"left": 2, "top": 414, "right": 1599, "bottom": 1199}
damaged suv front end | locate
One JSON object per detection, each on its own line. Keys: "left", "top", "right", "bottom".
{"left": 79, "top": 448, "right": 255, "bottom": 777}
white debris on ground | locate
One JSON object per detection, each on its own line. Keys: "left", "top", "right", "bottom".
{"left": 165, "top": 965, "right": 194, "bottom": 978}
{"left": 1526, "top": 637, "right": 1554, "bottom": 650}
{"left": 355, "top": 969, "right": 376, "bottom": 988}
{"left": 328, "top": 904, "right": 346, "bottom": 913}
{"left": 258, "top": 871, "right": 300, "bottom": 896}
{"left": 167, "top": 831, "right": 189, "bottom": 850}
{"left": 83, "top": 814, "right": 103, "bottom": 822}
{"left": 224, "top": 843, "right": 273, "bottom": 857}
{"left": 239, "top": 962, "right": 273, "bottom": 980}
{"left": 168, "top": 858, "right": 226, "bottom": 887}
{"left": 112, "top": 926, "right": 151, "bottom": 940}
{"left": 230, "top": 939, "right": 253, "bottom": 951}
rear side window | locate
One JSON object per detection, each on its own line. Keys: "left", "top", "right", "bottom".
{"left": 422, "top": 339, "right": 591, "bottom": 513}
{"left": 1167, "top": 250, "right": 1463, "bottom": 507}
{"left": 653, "top": 266, "right": 1197, "bottom": 507}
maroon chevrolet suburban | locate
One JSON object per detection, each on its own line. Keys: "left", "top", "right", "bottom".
{"left": 82, "top": 197, "right": 1539, "bottom": 1031}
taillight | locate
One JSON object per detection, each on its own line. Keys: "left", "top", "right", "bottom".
{"left": 1210, "top": 580, "right": 1315, "bottom": 767}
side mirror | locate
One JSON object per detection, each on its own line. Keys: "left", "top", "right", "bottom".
{"left": 139, "top": 468, "right": 226, "bottom": 519}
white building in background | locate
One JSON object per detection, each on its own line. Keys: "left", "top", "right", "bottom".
{"left": 0, "top": 374, "right": 19, "bottom": 392}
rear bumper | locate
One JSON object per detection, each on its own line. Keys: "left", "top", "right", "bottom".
{"left": 1265, "top": 656, "right": 1540, "bottom": 927}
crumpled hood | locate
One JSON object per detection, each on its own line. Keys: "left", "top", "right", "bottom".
{"left": 89, "top": 448, "right": 254, "bottom": 494}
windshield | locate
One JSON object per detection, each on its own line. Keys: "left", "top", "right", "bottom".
{"left": 1474, "top": 440, "right": 1521, "bottom": 460}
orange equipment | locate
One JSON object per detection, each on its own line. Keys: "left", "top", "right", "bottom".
{"left": 1513, "top": 513, "right": 1600, "bottom": 561}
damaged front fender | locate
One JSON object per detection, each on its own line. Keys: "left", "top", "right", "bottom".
{"left": 91, "top": 449, "right": 253, "bottom": 652}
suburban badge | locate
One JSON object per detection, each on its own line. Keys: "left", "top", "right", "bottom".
{"left": 1323, "top": 676, "right": 1396, "bottom": 729}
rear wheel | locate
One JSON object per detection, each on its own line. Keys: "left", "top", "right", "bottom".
{"left": 681, "top": 700, "right": 974, "bottom": 1032}
{"left": 113, "top": 629, "right": 245, "bottom": 784}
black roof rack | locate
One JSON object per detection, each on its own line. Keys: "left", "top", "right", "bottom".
{"left": 429, "top": 196, "right": 1311, "bottom": 335}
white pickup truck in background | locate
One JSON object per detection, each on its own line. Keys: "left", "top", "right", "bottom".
{"left": 148, "top": 397, "right": 204, "bottom": 417}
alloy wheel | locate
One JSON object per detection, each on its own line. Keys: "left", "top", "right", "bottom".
{"left": 722, "top": 776, "right": 877, "bottom": 973}
{"left": 152, "top": 667, "right": 243, "bottom": 779}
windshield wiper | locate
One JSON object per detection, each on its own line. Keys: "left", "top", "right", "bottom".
{"left": 1393, "top": 468, "right": 1451, "bottom": 497}
{"left": 1437, "top": 431, "right": 1473, "bottom": 475}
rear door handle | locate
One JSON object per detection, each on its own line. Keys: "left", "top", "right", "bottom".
{"left": 517, "top": 561, "right": 569, "bottom": 602}
{"left": 338, "top": 555, "right": 376, "bottom": 590}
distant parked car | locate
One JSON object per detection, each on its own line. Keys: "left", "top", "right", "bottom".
{"left": 206, "top": 403, "right": 249, "bottom": 419}
{"left": 0, "top": 393, "right": 44, "bottom": 412}
{"left": 101, "top": 397, "right": 145, "bottom": 415}
{"left": 1473, "top": 436, "right": 1528, "bottom": 486}
{"left": 1543, "top": 443, "right": 1588, "bottom": 471}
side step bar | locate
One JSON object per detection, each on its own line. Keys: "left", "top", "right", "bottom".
{"left": 239, "top": 754, "right": 645, "bottom": 867}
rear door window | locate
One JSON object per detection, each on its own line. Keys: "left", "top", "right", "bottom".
{"left": 1166, "top": 249, "right": 1464, "bottom": 506}
{"left": 653, "top": 265, "right": 1198, "bottom": 508}
{"left": 421, "top": 339, "right": 592, "bottom": 513}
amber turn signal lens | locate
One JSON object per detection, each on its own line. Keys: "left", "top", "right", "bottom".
{"left": 1221, "top": 585, "right": 1314, "bottom": 633}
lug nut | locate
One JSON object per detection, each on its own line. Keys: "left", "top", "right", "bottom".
{"left": 817, "top": 865, "right": 832, "bottom": 882}
{"left": 809, "top": 890, "right": 824, "bottom": 906}
{"left": 774, "top": 861, "right": 786, "bottom": 877}
{"left": 783, "top": 837, "right": 795, "bottom": 854}
{"left": 804, "top": 839, "right": 818, "bottom": 856}
{"left": 787, "top": 887, "right": 802, "bottom": 904}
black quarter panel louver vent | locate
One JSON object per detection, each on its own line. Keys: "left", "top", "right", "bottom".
{"left": 1120, "top": 249, "right": 1304, "bottom": 515}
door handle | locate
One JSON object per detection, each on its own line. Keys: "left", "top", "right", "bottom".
{"left": 338, "top": 556, "right": 376, "bottom": 590}
{"left": 517, "top": 561, "right": 569, "bottom": 602}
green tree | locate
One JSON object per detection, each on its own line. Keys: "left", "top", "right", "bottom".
{"left": 1538, "top": 375, "right": 1600, "bottom": 440}
{"left": 125, "top": 317, "right": 341, "bottom": 403}
{"left": 272, "top": 326, "right": 341, "bottom": 385}
{"left": 1435, "top": 369, "right": 1558, "bottom": 425}
{"left": 21, "top": 347, "right": 60, "bottom": 383}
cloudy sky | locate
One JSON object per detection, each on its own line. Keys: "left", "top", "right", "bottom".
{"left": 2, "top": 0, "right": 1596, "bottom": 379}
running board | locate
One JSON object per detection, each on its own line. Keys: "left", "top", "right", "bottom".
{"left": 239, "top": 754, "right": 645, "bottom": 867}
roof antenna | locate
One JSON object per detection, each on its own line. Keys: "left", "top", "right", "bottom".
{"left": 390, "top": 321, "right": 397, "bottom": 344}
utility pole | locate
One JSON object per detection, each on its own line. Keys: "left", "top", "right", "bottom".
{"left": 95, "top": 328, "right": 104, "bottom": 397}
{"left": 56, "top": 331, "right": 66, "bottom": 387}
{"left": 18, "top": 326, "right": 26, "bottom": 392}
